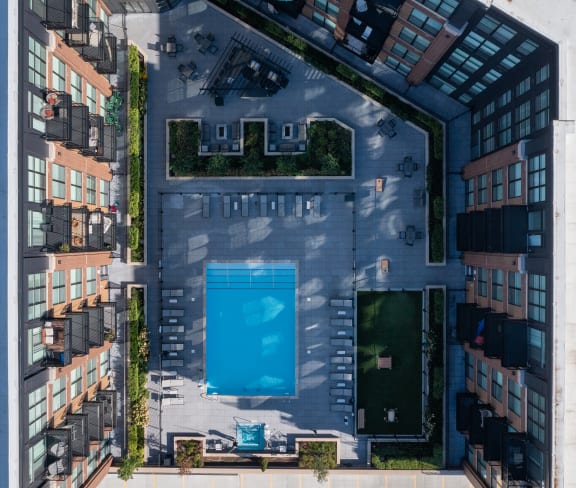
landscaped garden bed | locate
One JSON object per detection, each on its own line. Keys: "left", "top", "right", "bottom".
{"left": 118, "top": 287, "right": 150, "bottom": 480}
{"left": 128, "top": 45, "right": 147, "bottom": 263}
{"left": 209, "top": 0, "right": 444, "bottom": 262}
{"left": 356, "top": 291, "right": 423, "bottom": 435}
{"left": 175, "top": 438, "right": 205, "bottom": 474}
{"left": 298, "top": 441, "right": 338, "bottom": 482}
{"left": 371, "top": 442, "right": 442, "bottom": 470}
{"left": 167, "top": 119, "right": 352, "bottom": 177}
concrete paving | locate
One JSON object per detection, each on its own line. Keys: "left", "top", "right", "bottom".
{"left": 111, "top": 0, "right": 466, "bottom": 468}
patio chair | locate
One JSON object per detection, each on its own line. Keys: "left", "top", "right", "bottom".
{"left": 208, "top": 44, "right": 219, "bottom": 55}
{"left": 399, "top": 231, "right": 406, "bottom": 239}
{"left": 377, "top": 118, "right": 385, "bottom": 127}
{"left": 194, "top": 32, "right": 204, "bottom": 43}
{"left": 206, "top": 32, "right": 215, "bottom": 42}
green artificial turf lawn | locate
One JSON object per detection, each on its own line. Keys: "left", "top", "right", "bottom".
{"left": 356, "top": 291, "right": 423, "bottom": 435}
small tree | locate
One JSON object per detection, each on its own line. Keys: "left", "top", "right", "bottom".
{"left": 207, "top": 153, "right": 231, "bottom": 176}
{"left": 118, "top": 454, "right": 142, "bottom": 481}
{"left": 260, "top": 457, "right": 269, "bottom": 472}
{"left": 298, "top": 441, "right": 337, "bottom": 483}
{"left": 320, "top": 153, "right": 341, "bottom": 176}
{"left": 175, "top": 440, "right": 204, "bottom": 474}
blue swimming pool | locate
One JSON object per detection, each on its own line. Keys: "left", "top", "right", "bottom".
{"left": 206, "top": 263, "right": 296, "bottom": 396}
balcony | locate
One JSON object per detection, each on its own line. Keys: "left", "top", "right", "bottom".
{"left": 483, "top": 416, "right": 509, "bottom": 463}
{"left": 101, "top": 302, "right": 117, "bottom": 342}
{"left": 42, "top": 0, "right": 86, "bottom": 32}
{"left": 93, "top": 123, "right": 117, "bottom": 162}
{"left": 81, "top": 114, "right": 108, "bottom": 160}
{"left": 456, "top": 392, "right": 478, "bottom": 432}
{"left": 66, "top": 19, "right": 105, "bottom": 62}
{"left": 82, "top": 305, "right": 105, "bottom": 348}
{"left": 65, "top": 104, "right": 90, "bottom": 150}
{"left": 94, "top": 390, "right": 117, "bottom": 429}
{"left": 45, "top": 413, "right": 89, "bottom": 480}
{"left": 43, "top": 316, "right": 88, "bottom": 367}
{"left": 468, "top": 403, "right": 494, "bottom": 446}
{"left": 456, "top": 303, "right": 491, "bottom": 345}
{"left": 457, "top": 206, "right": 528, "bottom": 253}
{"left": 82, "top": 400, "right": 105, "bottom": 442}
{"left": 96, "top": 34, "right": 118, "bottom": 75}
{"left": 502, "top": 433, "right": 528, "bottom": 485}
{"left": 43, "top": 91, "right": 73, "bottom": 142}
{"left": 41, "top": 203, "right": 116, "bottom": 252}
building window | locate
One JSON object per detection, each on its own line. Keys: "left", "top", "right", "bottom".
{"left": 28, "top": 36, "right": 46, "bottom": 87}
{"left": 52, "top": 376, "right": 67, "bottom": 413}
{"left": 52, "top": 56, "right": 66, "bottom": 92}
{"left": 508, "top": 162, "right": 522, "bottom": 198}
{"left": 391, "top": 43, "right": 421, "bottom": 65}
{"left": 528, "top": 274, "right": 546, "bottom": 322}
{"left": 27, "top": 326, "right": 45, "bottom": 366}
{"left": 508, "top": 379, "right": 522, "bottom": 416}
{"left": 70, "top": 169, "right": 82, "bottom": 202}
{"left": 70, "top": 366, "right": 83, "bottom": 399}
{"left": 515, "top": 76, "right": 531, "bottom": 96}
{"left": 500, "top": 53, "right": 521, "bottom": 71}
{"left": 99, "top": 93, "right": 106, "bottom": 116}
{"left": 466, "top": 439, "right": 474, "bottom": 465}
{"left": 100, "top": 437, "right": 111, "bottom": 461}
{"left": 498, "top": 111, "right": 512, "bottom": 147}
{"left": 462, "top": 31, "right": 500, "bottom": 61}
{"left": 29, "top": 0, "right": 46, "bottom": 17}
{"left": 86, "top": 266, "right": 97, "bottom": 296}
{"left": 398, "top": 27, "right": 430, "bottom": 52}
{"left": 87, "top": 357, "right": 98, "bottom": 386}
{"left": 492, "top": 269, "right": 503, "bottom": 301}
{"left": 52, "top": 270, "right": 66, "bottom": 305}
{"left": 528, "top": 154, "right": 546, "bottom": 203}
{"left": 86, "top": 0, "right": 97, "bottom": 15}
{"left": 313, "top": 0, "right": 339, "bottom": 16}
{"left": 28, "top": 273, "right": 46, "bottom": 320}
{"left": 482, "top": 122, "right": 495, "bottom": 153}
{"left": 477, "top": 174, "right": 487, "bottom": 204}
{"left": 535, "top": 64, "right": 550, "bottom": 84}
{"left": 416, "top": 0, "right": 458, "bottom": 18}
{"left": 527, "top": 389, "right": 545, "bottom": 443}
{"left": 86, "top": 175, "right": 96, "bottom": 204}
{"left": 87, "top": 447, "right": 99, "bottom": 477}
{"left": 28, "top": 439, "right": 46, "bottom": 484}
{"left": 52, "top": 163, "right": 66, "bottom": 199}
{"left": 491, "top": 369, "right": 503, "bottom": 402}
{"left": 515, "top": 100, "right": 531, "bottom": 138}
{"left": 70, "top": 268, "right": 82, "bottom": 300}
{"left": 28, "top": 210, "right": 46, "bottom": 247}
{"left": 490, "top": 468, "right": 500, "bottom": 488}
{"left": 508, "top": 271, "right": 522, "bottom": 306}
{"left": 27, "top": 155, "right": 46, "bottom": 203}
{"left": 86, "top": 82, "right": 97, "bottom": 113}
{"left": 528, "top": 327, "right": 545, "bottom": 368}
{"left": 534, "top": 89, "right": 550, "bottom": 130}
{"left": 477, "top": 267, "right": 487, "bottom": 297}
{"left": 476, "top": 15, "right": 516, "bottom": 44}
{"left": 28, "top": 386, "right": 47, "bottom": 440}
{"left": 498, "top": 89, "right": 512, "bottom": 107}
{"left": 477, "top": 450, "right": 487, "bottom": 480}
{"left": 477, "top": 359, "right": 487, "bottom": 390}
{"left": 528, "top": 209, "right": 545, "bottom": 249}
{"left": 99, "top": 6, "right": 109, "bottom": 26}
{"left": 100, "top": 179, "right": 110, "bottom": 207}
{"left": 491, "top": 168, "right": 503, "bottom": 201}
{"left": 311, "top": 12, "right": 336, "bottom": 32}
{"left": 71, "top": 463, "right": 84, "bottom": 488}
{"left": 28, "top": 91, "right": 46, "bottom": 132}
{"left": 385, "top": 56, "right": 412, "bottom": 76}
{"left": 408, "top": 8, "right": 442, "bottom": 35}
{"left": 70, "top": 70, "right": 82, "bottom": 103}
{"left": 465, "top": 352, "right": 474, "bottom": 380}
{"left": 465, "top": 178, "right": 474, "bottom": 207}
{"left": 517, "top": 39, "right": 539, "bottom": 56}
{"left": 100, "top": 349, "right": 110, "bottom": 377}
{"left": 526, "top": 444, "right": 545, "bottom": 486}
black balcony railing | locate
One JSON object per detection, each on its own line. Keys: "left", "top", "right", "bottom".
{"left": 43, "top": 0, "right": 84, "bottom": 31}
{"left": 43, "top": 91, "right": 73, "bottom": 142}
{"left": 45, "top": 429, "right": 72, "bottom": 480}
{"left": 83, "top": 400, "right": 105, "bottom": 441}
{"left": 94, "top": 390, "right": 117, "bottom": 429}
{"left": 96, "top": 34, "right": 118, "bottom": 74}
{"left": 82, "top": 304, "right": 105, "bottom": 348}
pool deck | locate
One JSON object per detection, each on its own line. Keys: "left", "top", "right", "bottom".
{"left": 118, "top": 0, "right": 467, "bottom": 466}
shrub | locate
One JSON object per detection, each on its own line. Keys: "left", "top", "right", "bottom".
{"left": 299, "top": 442, "right": 337, "bottom": 483}
{"left": 260, "top": 457, "right": 269, "bottom": 472}
{"left": 433, "top": 196, "right": 444, "bottom": 221}
{"left": 175, "top": 440, "right": 204, "bottom": 474}
{"left": 129, "top": 226, "right": 140, "bottom": 250}
{"left": 118, "top": 454, "right": 143, "bottom": 481}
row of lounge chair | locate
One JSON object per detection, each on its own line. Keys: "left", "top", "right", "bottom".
{"left": 330, "top": 298, "right": 354, "bottom": 413}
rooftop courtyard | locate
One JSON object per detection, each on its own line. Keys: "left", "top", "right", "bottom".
{"left": 122, "top": 0, "right": 465, "bottom": 466}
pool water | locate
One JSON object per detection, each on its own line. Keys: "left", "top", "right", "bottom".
{"left": 206, "top": 263, "right": 296, "bottom": 396}
{"left": 236, "top": 423, "right": 266, "bottom": 451}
